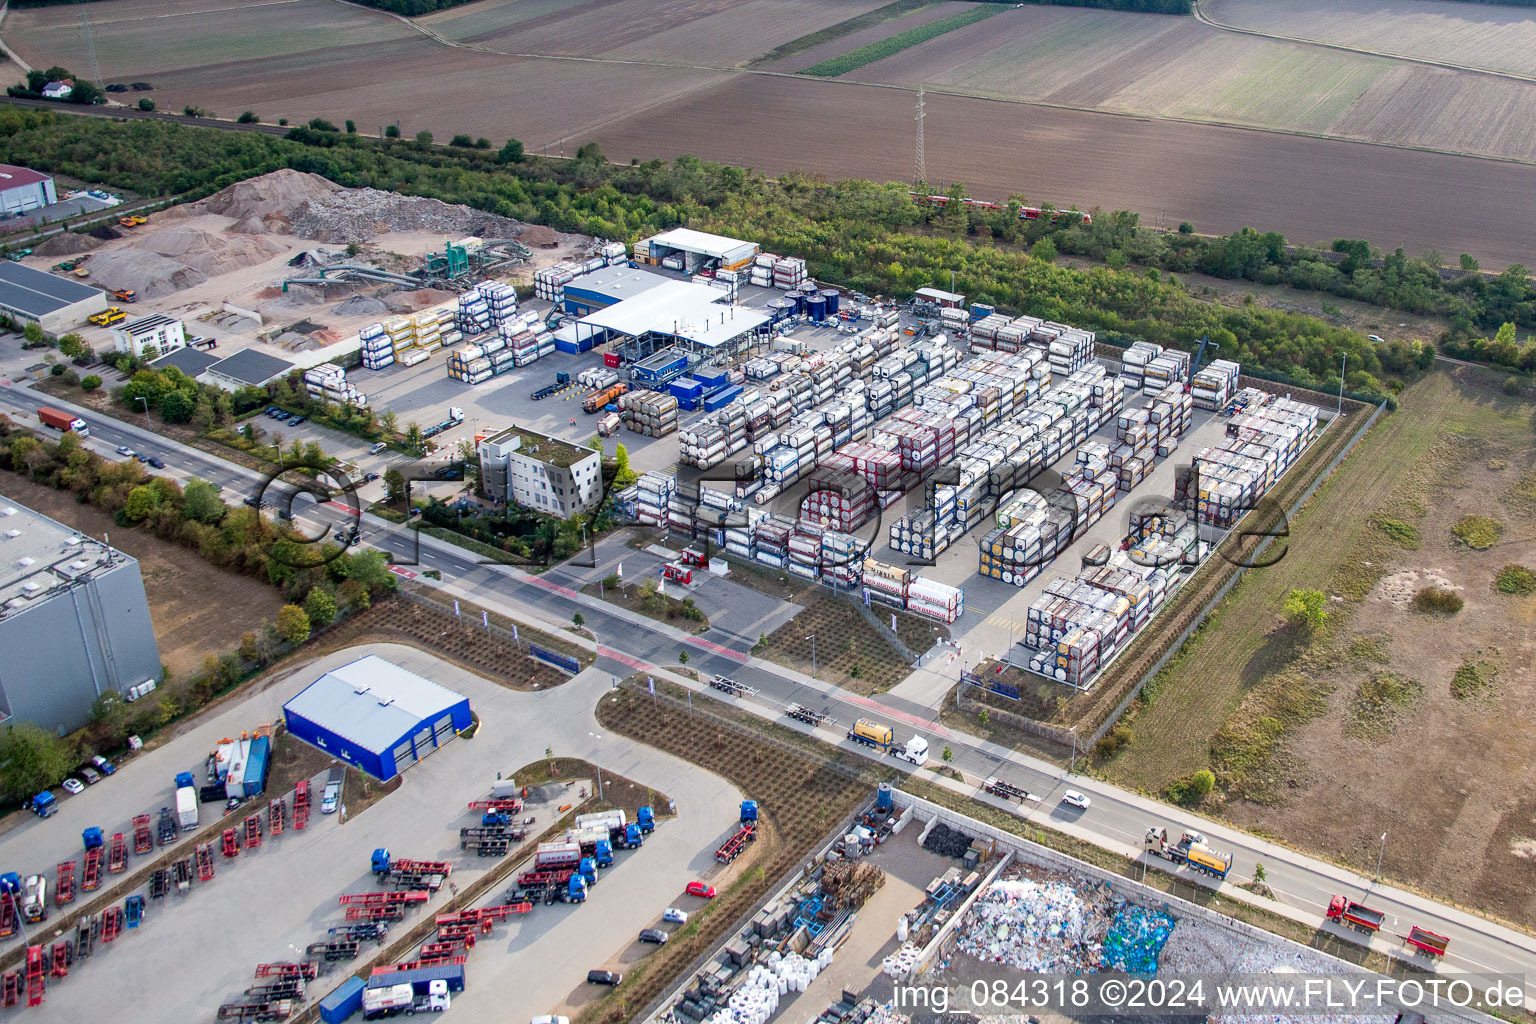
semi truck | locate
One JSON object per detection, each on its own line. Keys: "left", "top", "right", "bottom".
{"left": 892, "top": 736, "right": 929, "bottom": 766}
{"left": 38, "top": 407, "right": 88, "bottom": 435}
{"left": 175, "top": 771, "right": 199, "bottom": 831}
{"left": 582, "top": 382, "right": 628, "bottom": 413}
{"left": 361, "top": 980, "right": 450, "bottom": 1020}
{"left": 846, "top": 718, "right": 894, "bottom": 751}
{"left": 1143, "top": 827, "right": 1234, "bottom": 879}
{"left": 1326, "top": 895, "right": 1385, "bottom": 933}
{"left": 636, "top": 806, "right": 655, "bottom": 833}
{"left": 21, "top": 875, "right": 46, "bottom": 923}
{"left": 27, "top": 792, "right": 56, "bottom": 818}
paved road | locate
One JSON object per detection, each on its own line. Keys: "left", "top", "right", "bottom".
{"left": 5, "top": 386, "right": 1534, "bottom": 992}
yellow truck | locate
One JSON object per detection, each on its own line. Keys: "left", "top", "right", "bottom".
{"left": 846, "top": 718, "right": 894, "bottom": 751}
{"left": 88, "top": 307, "right": 127, "bottom": 327}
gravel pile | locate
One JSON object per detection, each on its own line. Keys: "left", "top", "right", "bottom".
{"left": 34, "top": 232, "right": 103, "bottom": 258}
{"left": 191, "top": 168, "right": 341, "bottom": 225}
{"left": 332, "top": 295, "right": 391, "bottom": 317}
{"left": 289, "top": 188, "right": 521, "bottom": 243}
{"left": 136, "top": 226, "right": 288, "bottom": 275}
{"left": 83, "top": 248, "right": 208, "bottom": 298}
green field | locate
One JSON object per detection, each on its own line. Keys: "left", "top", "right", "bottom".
{"left": 799, "top": 4, "right": 1003, "bottom": 76}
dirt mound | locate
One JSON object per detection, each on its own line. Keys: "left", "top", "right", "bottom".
{"left": 288, "top": 189, "right": 519, "bottom": 243}
{"left": 332, "top": 294, "right": 391, "bottom": 317}
{"left": 133, "top": 226, "right": 289, "bottom": 276}
{"left": 33, "top": 233, "right": 104, "bottom": 258}
{"left": 83, "top": 249, "right": 208, "bottom": 298}
{"left": 520, "top": 224, "right": 561, "bottom": 247}
{"left": 192, "top": 169, "right": 341, "bottom": 226}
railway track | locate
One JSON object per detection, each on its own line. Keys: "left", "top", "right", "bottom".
{"left": 0, "top": 96, "right": 297, "bottom": 137}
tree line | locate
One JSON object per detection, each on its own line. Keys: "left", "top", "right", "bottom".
{"left": 0, "top": 106, "right": 1517, "bottom": 392}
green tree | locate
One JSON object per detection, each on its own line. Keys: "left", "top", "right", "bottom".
{"left": 1178, "top": 221, "right": 1194, "bottom": 234}
{"left": 383, "top": 467, "right": 406, "bottom": 505}
{"left": 450, "top": 134, "right": 475, "bottom": 148}
{"left": 58, "top": 333, "right": 86, "bottom": 359}
{"left": 498, "top": 139, "right": 525, "bottom": 164}
{"left": 88, "top": 690, "right": 130, "bottom": 749}
{"left": 122, "top": 484, "right": 159, "bottom": 522}
{"left": 384, "top": 124, "right": 399, "bottom": 139}
{"left": 1282, "top": 588, "right": 1328, "bottom": 632}
{"left": 161, "top": 389, "right": 195, "bottom": 423}
{"left": 380, "top": 408, "right": 398, "bottom": 434}
{"left": 345, "top": 119, "right": 356, "bottom": 134}
{"left": 1191, "top": 769, "right": 1215, "bottom": 796}
{"left": 572, "top": 612, "right": 584, "bottom": 629}
{"left": 677, "top": 650, "right": 689, "bottom": 666}
{"left": 81, "top": 374, "right": 101, "bottom": 391}
{"left": 276, "top": 603, "right": 311, "bottom": 645}
{"left": 237, "top": 110, "right": 258, "bottom": 123}
{"left": 414, "top": 130, "right": 433, "bottom": 150}
{"left": 303, "top": 586, "right": 337, "bottom": 628}
{"left": 1460, "top": 253, "right": 1479, "bottom": 272}
{"left": 182, "top": 478, "right": 225, "bottom": 524}
{"left": 22, "top": 322, "right": 44, "bottom": 344}
{"left": 474, "top": 137, "right": 491, "bottom": 150}
{"left": 0, "top": 722, "right": 76, "bottom": 801}
{"left": 941, "top": 745, "right": 953, "bottom": 763}
{"left": 613, "top": 443, "right": 636, "bottom": 487}
{"left": 1030, "top": 238, "right": 1057, "bottom": 264}
{"left": 978, "top": 708, "right": 989, "bottom": 726}
{"left": 307, "top": 117, "right": 338, "bottom": 132}
{"left": 404, "top": 421, "right": 423, "bottom": 450}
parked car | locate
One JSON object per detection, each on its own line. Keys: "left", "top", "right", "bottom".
{"left": 370, "top": 441, "right": 389, "bottom": 454}
{"left": 685, "top": 882, "right": 716, "bottom": 899}
{"left": 638, "top": 928, "right": 669, "bottom": 945}
{"left": 79, "top": 767, "right": 102, "bottom": 786}
{"left": 1060, "top": 790, "right": 1091, "bottom": 811}
{"left": 242, "top": 495, "right": 261, "bottom": 508}
{"left": 115, "top": 445, "right": 134, "bottom": 457}
{"left": 89, "top": 756, "right": 116, "bottom": 776}
{"left": 662, "top": 907, "right": 688, "bottom": 924}
{"left": 289, "top": 416, "right": 306, "bottom": 426}
{"left": 530, "top": 1017, "right": 569, "bottom": 1024}
{"left": 586, "top": 970, "right": 621, "bottom": 987}
{"left": 61, "top": 778, "right": 85, "bottom": 795}
{"left": 135, "top": 453, "right": 149, "bottom": 463}
{"left": 320, "top": 781, "right": 340, "bottom": 814}
{"left": 146, "top": 457, "right": 165, "bottom": 469}
{"left": 363, "top": 472, "right": 381, "bottom": 483}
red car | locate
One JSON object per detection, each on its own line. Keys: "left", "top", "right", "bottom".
{"left": 685, "top": 881, "right": 716, "bottom": 899}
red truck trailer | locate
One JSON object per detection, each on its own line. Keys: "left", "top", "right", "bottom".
{"left": 1404, "top": 926, "right": 1449, "bottom": 957}
{"left": 1326, "top": 895, "right": 1385, "bottom": 933}
{"left": 37, "top": 407, "right": 88, "bottom": 435}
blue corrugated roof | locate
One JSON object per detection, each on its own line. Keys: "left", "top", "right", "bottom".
{"left": 283, "top": 655, "right": 466, "bottom": 754}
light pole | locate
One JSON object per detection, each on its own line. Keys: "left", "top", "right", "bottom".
{"left": 588, "top": 731, "right": 604, "bottom": 802}
{"left": 1338, "top": 352, "right": 1347, "bottom": 416}
{"left": 1374, "top": 831, "right": 1386, "bottom": 881}
{"left": 1069, "top": 726, "right": 1079, "bottom": 773}
{"left": 136, "top": 395, "right": 150, "bottom": 429}
{"left": 805, "top": 634, "right": 816, "bottom": 678}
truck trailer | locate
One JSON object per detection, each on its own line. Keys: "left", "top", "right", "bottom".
{"left": 38, "top": 407, "right": 88, "bottom": 435}
{"left": 1143, "top": 827, "right": 1234, "bottom": 879}
{"left": 1326, "top": 895, "right": 1385, "bottom": 933}
{"left": 175, "top": 772, "right": 199, "bottom": 831}
{"left": 361, "top": 980, "right": 449, "bottom": 1020}
{"left": 846, "top": 718, "right": 894, "bottom": 751}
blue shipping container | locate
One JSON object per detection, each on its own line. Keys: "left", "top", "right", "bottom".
{"left": 240, "top": 736, "right": 270, "bottom": 799}
{"left": 367, "top": 962, "right": 465, "bottom": 995}
{"left": 693, "top": 368, "right": 729, "bottom": 388}
{"left": 703, "top": 385, "right": 742, "bottom": 412}
{"left": 554, "top": 338, "right": 580, "bottom": 355}
{"left": 320, "top": 978, "right": 366, "bottom": 1024}
{"left": 669, "top": 378, "right": 704, "bottom": 400}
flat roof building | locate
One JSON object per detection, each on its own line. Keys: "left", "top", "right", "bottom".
{"left": 112, "top": 313, "right": 186, "bottom": 358}
{"left": 561, "top": 264, "right": 666, "bottom": 317}
{"left": 150, "top": 346, "right": 220, "bottom": 378}
{"left": 283, "top": 655, "right": 472, "bottom": 782}
{"left": 0, "top": 165, "right": 57, "bottom": 215}
{"left": 0, "top": 261, "right": 107, "bottom": 333}
{"left": 0, "top": 495, "right": 161, "bottom": 733}
{"left": 580, "top": 279, "right": 770, "bottom": 366}
{"left": 640, "top": 228, "right": 757, "bottom": 273}
{"left": 477, "top": 425, "right": 603, "bottom": 519}
{"left": 202, "top": 347, "right": 294, "bottom": 391}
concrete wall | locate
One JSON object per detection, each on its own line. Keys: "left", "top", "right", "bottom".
{"left": 0, "top": 560, "right": 161, "bottom": 733}
{"left": 38, "top": 291, "right": 109, "bottom": 335}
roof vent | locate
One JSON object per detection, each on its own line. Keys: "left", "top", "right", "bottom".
{"left": 64, "top": 535, "right": 82, "bottom": 546}
{"left": 376, "top": 696, "right": 395, "bottom": 708}
{"left": 3, "top": 530, "right": 19, "bottom": 540}
{"left": 17, "top": 556, "right": 34, "bottom": 568}
{"left": 1, "top": 507, "right": 15, "bottom": 516}
{"left": 69, "top": 560, "right": 88, "bottom": 571}
{"left": 21, "top": 581, "right": 41, "bottom": 593}
{"left": 352, "top": 683, "right": 370, "bottom": 695}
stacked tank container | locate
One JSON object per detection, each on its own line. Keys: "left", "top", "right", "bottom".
{"left": 302, "top": 362, "right": 368, "bottom": 408}
{"left": 906, "top": 576, "right": 964, "bottom": 624}
{"left": 1178, "top": 391, "right": 1318, "bottom": 527}
{"left": 1117, "top": 342, "right": 1162, "bottom": 390}
{"left": 384, "top": 316, "right": 417, "bottom": 359}
{"left": 620, "top": 390, "right": 679, "bottom": 437}
{"left": 534, "top": 262, "right": 582, "bottom": 303}
{"left": 1191, "top": 358, "right": 1241, "bottom": 410}
{"left": 1143, "top": 350, "right": 1191, "bottom": 391}
{"left": 772, "top": 257, "right": 807, "bottom": 290}
{"left": 634, "top": 471, "right": 676, "bottom": 528}
{"left": 861, "top": 559, "right": 909, "bottom": 610}
{"left": 360, "top": 322, "right": 394, "bottom": 370}
{"left": 749, "top": 253, "right": 776, "bottom": 288}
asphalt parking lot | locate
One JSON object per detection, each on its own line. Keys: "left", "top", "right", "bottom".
{"left": 19, "top": 642, "right": 741, "bottom": 1024}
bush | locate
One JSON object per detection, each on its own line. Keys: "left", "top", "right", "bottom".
{"left": 1166, "top": 769, "right": 1216, "bottom": 806}
{"left": 450, "top": 134, "right": 475, "bottom": 148}
{"left": 48, "top": 363, "right": 63, "bottom": 376}
{"left": 307, "top": 118, "right": 339, "bottom": 132}
{"left": 1092, "top": 723, "right": 1134, "bottom": 761}
{"left": 81, "top": 374, "right": 101, "bottom": 391}
{"left": 1411, "top": 586, "right": 1463, "bottom": 613}
{"left": 137, "top": 98, "right": 155, "bottom": 112}
{"left": 1494, "top": 564, "right": 1536, "bottom": 595}
{"left": 1374, "top": 518, "right": 1420, "bottom": 547}
{"left": 1452, "top": 515, "right": 1503, "bottom": 550}
{"left": 1282, "top": 587, "right": 1328, "bottom": 631}
{"left": 1503, "top": 376, "right": 1522, "bottom": 396}
{"left": 237, "top": 110, "right": 258, "bottom": 123}
{"left": 1451, "top": 656, "right": 1497, "bottom": 700}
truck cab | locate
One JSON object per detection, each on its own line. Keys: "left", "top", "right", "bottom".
{"left": 83, "top": 826, "right": 104, "bottom": 851}
{"left": 894, "top": 736, "right": 928, "bottom": 765}
{"left": 371, "top": 848, "right": 392, "bottom": 876}
{"left": 28, "top": 792, "right": 56, "bottom": 818}
{"left": 739, "top": 800, "right": 758, "bottom": 824}
{"left": 636, "top": 806, "right": 655, "bottom": 833}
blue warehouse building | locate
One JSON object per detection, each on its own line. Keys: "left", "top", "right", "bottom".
{"left": 282, "top": 655, "right": 472, "bottom": 781}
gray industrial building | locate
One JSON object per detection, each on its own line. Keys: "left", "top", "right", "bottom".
{"left": 0, "top": 495, "right": 162, "bottom": 734}
{"left": 0, "top": 165, "right": 57, "bottom": 215}
{"left": 0, "top": 261, "right": 108, "bottom": 334}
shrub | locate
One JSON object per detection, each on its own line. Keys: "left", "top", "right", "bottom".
{"left": 1282, "top": 587, "right": 1328, "bottom": 631}
{"left": 1494, "top": 564, "right": 1536, "bottom": 595}
{"left": 81, "top": 374, "right": 101, "bottom": 391}
{"left": 307, "top": 118, "right": 338, "bottom": 132}
{"left": 48, "top": 364, "right": 64, "bottom": 376}
{"left": 1411, "top": 587, "right": 1463, "bottom": 613}
{"left": 137, "top": 98, "right": 155, "bottom": 112}
{"left": 237, "top": 111, "right": 258, "bottom": 123}
{"left": 1166, "top": 769, "right": 1216, "bottom": 806}
{"left": 1452, "top": 515, "right": 1503, "bottom": 550}
{"left": 1503, "top": 376, "right": 1522, "bottom": 396}
{"left": 450, "top": 134, "right": 475, "bottom": 148}
{"left": 1092, "top": 723, "right": 1134, "bottom": 760}
{"left": 1451, "top": 656, "right": 1497, "bottom": 700}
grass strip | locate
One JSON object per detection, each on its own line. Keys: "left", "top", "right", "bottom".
{"left": 749, "top": 0, "right": 934, "bottom": 66}
{"left": 799, "top": 4, "right": 1003, "bottom": 76}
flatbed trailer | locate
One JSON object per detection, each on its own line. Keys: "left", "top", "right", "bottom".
{"left": 785, "top": 703, "right": 836, "bottom": 728}
{"left": 148, "top": 869, "right": 169, "bottom": 900}
{"left": 1405, "top": 925, "right": 1449, "bottom": 957}
{"left": 196, "top": 842, "right": 216, "bottom": 881}
{"left": 982, "top": 777, "right": 1033, "bottom": 802}
{"left": 54, "top": 862, "right": 75, "bottom": 906}
{"left": 222, "top": 828, "right": 241, "bottom": 858}
{"left": 329, "top": 922, "right": 388, "bottom": 943}
{"left": 467, "top": 798, "right": 524, "bottom": 814}
{"left": 245, "top": 978, "right": 304, "bottom": 1001}
{"left": 132, "top": 815, "right": 153, "bottom": 855}
{"left": 709, "top": 675, "right": 758, "bottom": 698}
{"left": 305, "top": 940, "right": 360, "bottom": 962}
{"left": 293, "top": 780, "right": 310, "bottom": 830}
{"left": 173, "top": 858, "right": 193, "bottom": 893}
{"left": 269, "top": 797, "right": 286, "bottom": 836}
{"left": 254, "top": 963, "right": 317, "bottom": 981}
{"left": 244, "top": 813, "right": 263, "bottom": 849}
{"left": 715, "top": 823, "right": 757, "bottom": 864}
{"left": 216, "top": 999, "right": 294, "bottom": 1021}
{"left": 82, "top": 847, "right": 102, "bottom": 891}
{"left": 157, "top": 807, "right": 177, "bottom": 846}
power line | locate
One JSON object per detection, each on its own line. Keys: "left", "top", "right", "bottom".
{"left": 80, "top": 11, "right": 104, "bottom": 89}
{"left": 914, "top": 84, "right": 925, "bottom": 188}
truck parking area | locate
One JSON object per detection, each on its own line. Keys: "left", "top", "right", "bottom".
{"left": 3, "top": 642, "right": 742, "bottom": 1024}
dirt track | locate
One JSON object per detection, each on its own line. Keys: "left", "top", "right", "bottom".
{"left": 588, "top": 75, "right": 1536, "bottom": 268}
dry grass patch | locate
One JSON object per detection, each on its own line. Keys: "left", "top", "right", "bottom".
{"left": 1452, "top": 514, "right": 1503, "bottom": 550}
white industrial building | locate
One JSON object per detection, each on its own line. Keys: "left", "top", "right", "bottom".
{"left": 580, "top": 279, "right": 770, "bottom": 364}
{"left": 0, "top": 165, "right": 57, "bottom": 214}
{"left": 0, "top": 496, "right": 162, "bottom": 733}
{"left": 477, "top": 426, "right": 603, "bottom": 518}
{"left": 112, "top": 313, "right": 186, "bottom": 358}
{"left": 638, "top": 228, "right": 757, "bottom": 274}
{"left": 0, "top": 261, "right": 107, "bottom": 333}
